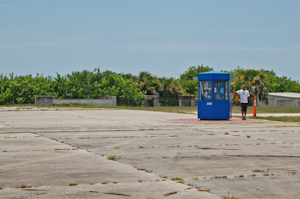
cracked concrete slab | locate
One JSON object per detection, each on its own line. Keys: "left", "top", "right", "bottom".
{"left": 1, "top": 109, "right": 300, "bottom": 198}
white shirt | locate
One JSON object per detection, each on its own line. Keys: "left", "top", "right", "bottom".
{"left": 236, "top": 90, "right": 250, "bottom": 103}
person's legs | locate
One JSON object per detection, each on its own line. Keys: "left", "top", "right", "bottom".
{"left": 241, "top": 105, "right": 244, "bottom": 119}
{"left": 241, "top": 103, "right": 247, "bottom": 120}
{"left": 245, "top": 103, "right": 248, "bottom": 120}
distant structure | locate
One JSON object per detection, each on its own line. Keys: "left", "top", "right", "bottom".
{"left": 35, "top": 96, "right": 117, "bottom": 107}
{"left": 260, "top": 92, "right": 300, "bottom": 107}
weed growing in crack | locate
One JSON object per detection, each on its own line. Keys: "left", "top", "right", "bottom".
{"left": 107, "top": 155, "right": 121, "bottom": 161}
{"left": 199, "top": 189, "right": 210, "bottom": 192}
{"left": 222, "top": 196, "right": 242, "bottom": 199}
{"left": 69, "top": 183, "right": 78, "bottom": 186}
{"left": 196, "top": 186, "right": 210, "bottom": 193}
{"left": 171, "top": 177, "right": 183, "bottom": 181}
{"left": 16, "top": 185, "right": 31, "bottom": 189}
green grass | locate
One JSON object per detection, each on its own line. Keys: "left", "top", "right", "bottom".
{"left": 116, "top": 105, "right": 300, "bottom": 114}
{"left": 120, "top": 106, "right": 197, "bottom": 114}
{"left": 249, "top": 116, "right": 300, "bottom": 123}
{"left": 232, "top": 106, "right": 300, "bottom": 114}
{"left": 1, "top": 104, "right": 300, "bottom": 114}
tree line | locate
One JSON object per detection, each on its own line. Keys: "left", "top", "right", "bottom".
{"left": 0, "top": 66, "right": 299, "bottom": 106}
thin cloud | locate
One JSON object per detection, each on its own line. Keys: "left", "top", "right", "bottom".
{"left": 0, "top": 5, "right": 14, "bottom": 8}
{"left": 107, "top": 42, "right": 295, "bottom": 52}
{"left": 222, "top": 28, "right": 285, "bottom": 33}
{"left": 0, "top": 37, "right": 92, "bottom": 48}
{"left": 291, "top": 43, "right": 300, "bottom": 48}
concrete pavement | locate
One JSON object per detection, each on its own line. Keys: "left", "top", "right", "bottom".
{"left": 1, "top": 108, "right": 300, "bottom": 198}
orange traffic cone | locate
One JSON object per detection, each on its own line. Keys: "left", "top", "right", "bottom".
{"left": 253, "top": 97, "right": 257, "bottom": 117}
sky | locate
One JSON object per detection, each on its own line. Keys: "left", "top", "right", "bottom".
{"left": 0, "top": 0, "right": 299, "bottom": 81}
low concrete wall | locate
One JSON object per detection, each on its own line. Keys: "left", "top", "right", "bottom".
{"left": 142, "top": 95, "right": 161, "bottom": 107}
{"left": 178, "top": 96, "right": 197, "bottom": 107}
{"left": 35, "top": 96, "right": 55, "bottom": 106}
{"left": 53, "top": 99, "right": 116, "bottom": 107}
{"left": 35, "top": 96, "right": 117, "bottom": 107}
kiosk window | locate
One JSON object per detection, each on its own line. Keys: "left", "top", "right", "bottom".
{"left": 200, "top": 81, "right": 212, "bottom": 100}
{"left": 214, "top": 81, "right": 228, "bottom": 100}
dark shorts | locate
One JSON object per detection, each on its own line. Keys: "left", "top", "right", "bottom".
{"left": 241, "top": 103, "right": 248, "bottom": 112}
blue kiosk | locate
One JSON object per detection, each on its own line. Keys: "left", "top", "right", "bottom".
{"left": 198, "top": 71, "right": 232, "bottom": 120}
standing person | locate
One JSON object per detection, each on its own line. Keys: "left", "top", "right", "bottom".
{"left": 231, "top": 85, "right": 250, "bottom": 120}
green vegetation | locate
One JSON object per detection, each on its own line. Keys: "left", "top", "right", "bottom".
{"left": 0, "top": 69, "right": 145, "bottom": 106}
{"left": 179, "top": 65, "right": 213, "bottom": 95}
{"left": 1, "top": 66, "right": 299, "bottom": 106}
{"left": 122, "top": 105, "right": 300, "bottom": 114}
{"left": 249, "top": 116, "right": 300, "bottom": 123}
{"left": 16, "top": 185, "right": 32, "bottom": 189}
{"left": 171, "top": 177, "right": 184, "bottom": 181}
{"left": 107, "top": 155, "right": 121, "bottom": 161}
{"left": 226, "top": 67, "right": 268, "bottom": 105}
{"left": 233, "top": 106, "right": 300, "bottom": 114}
